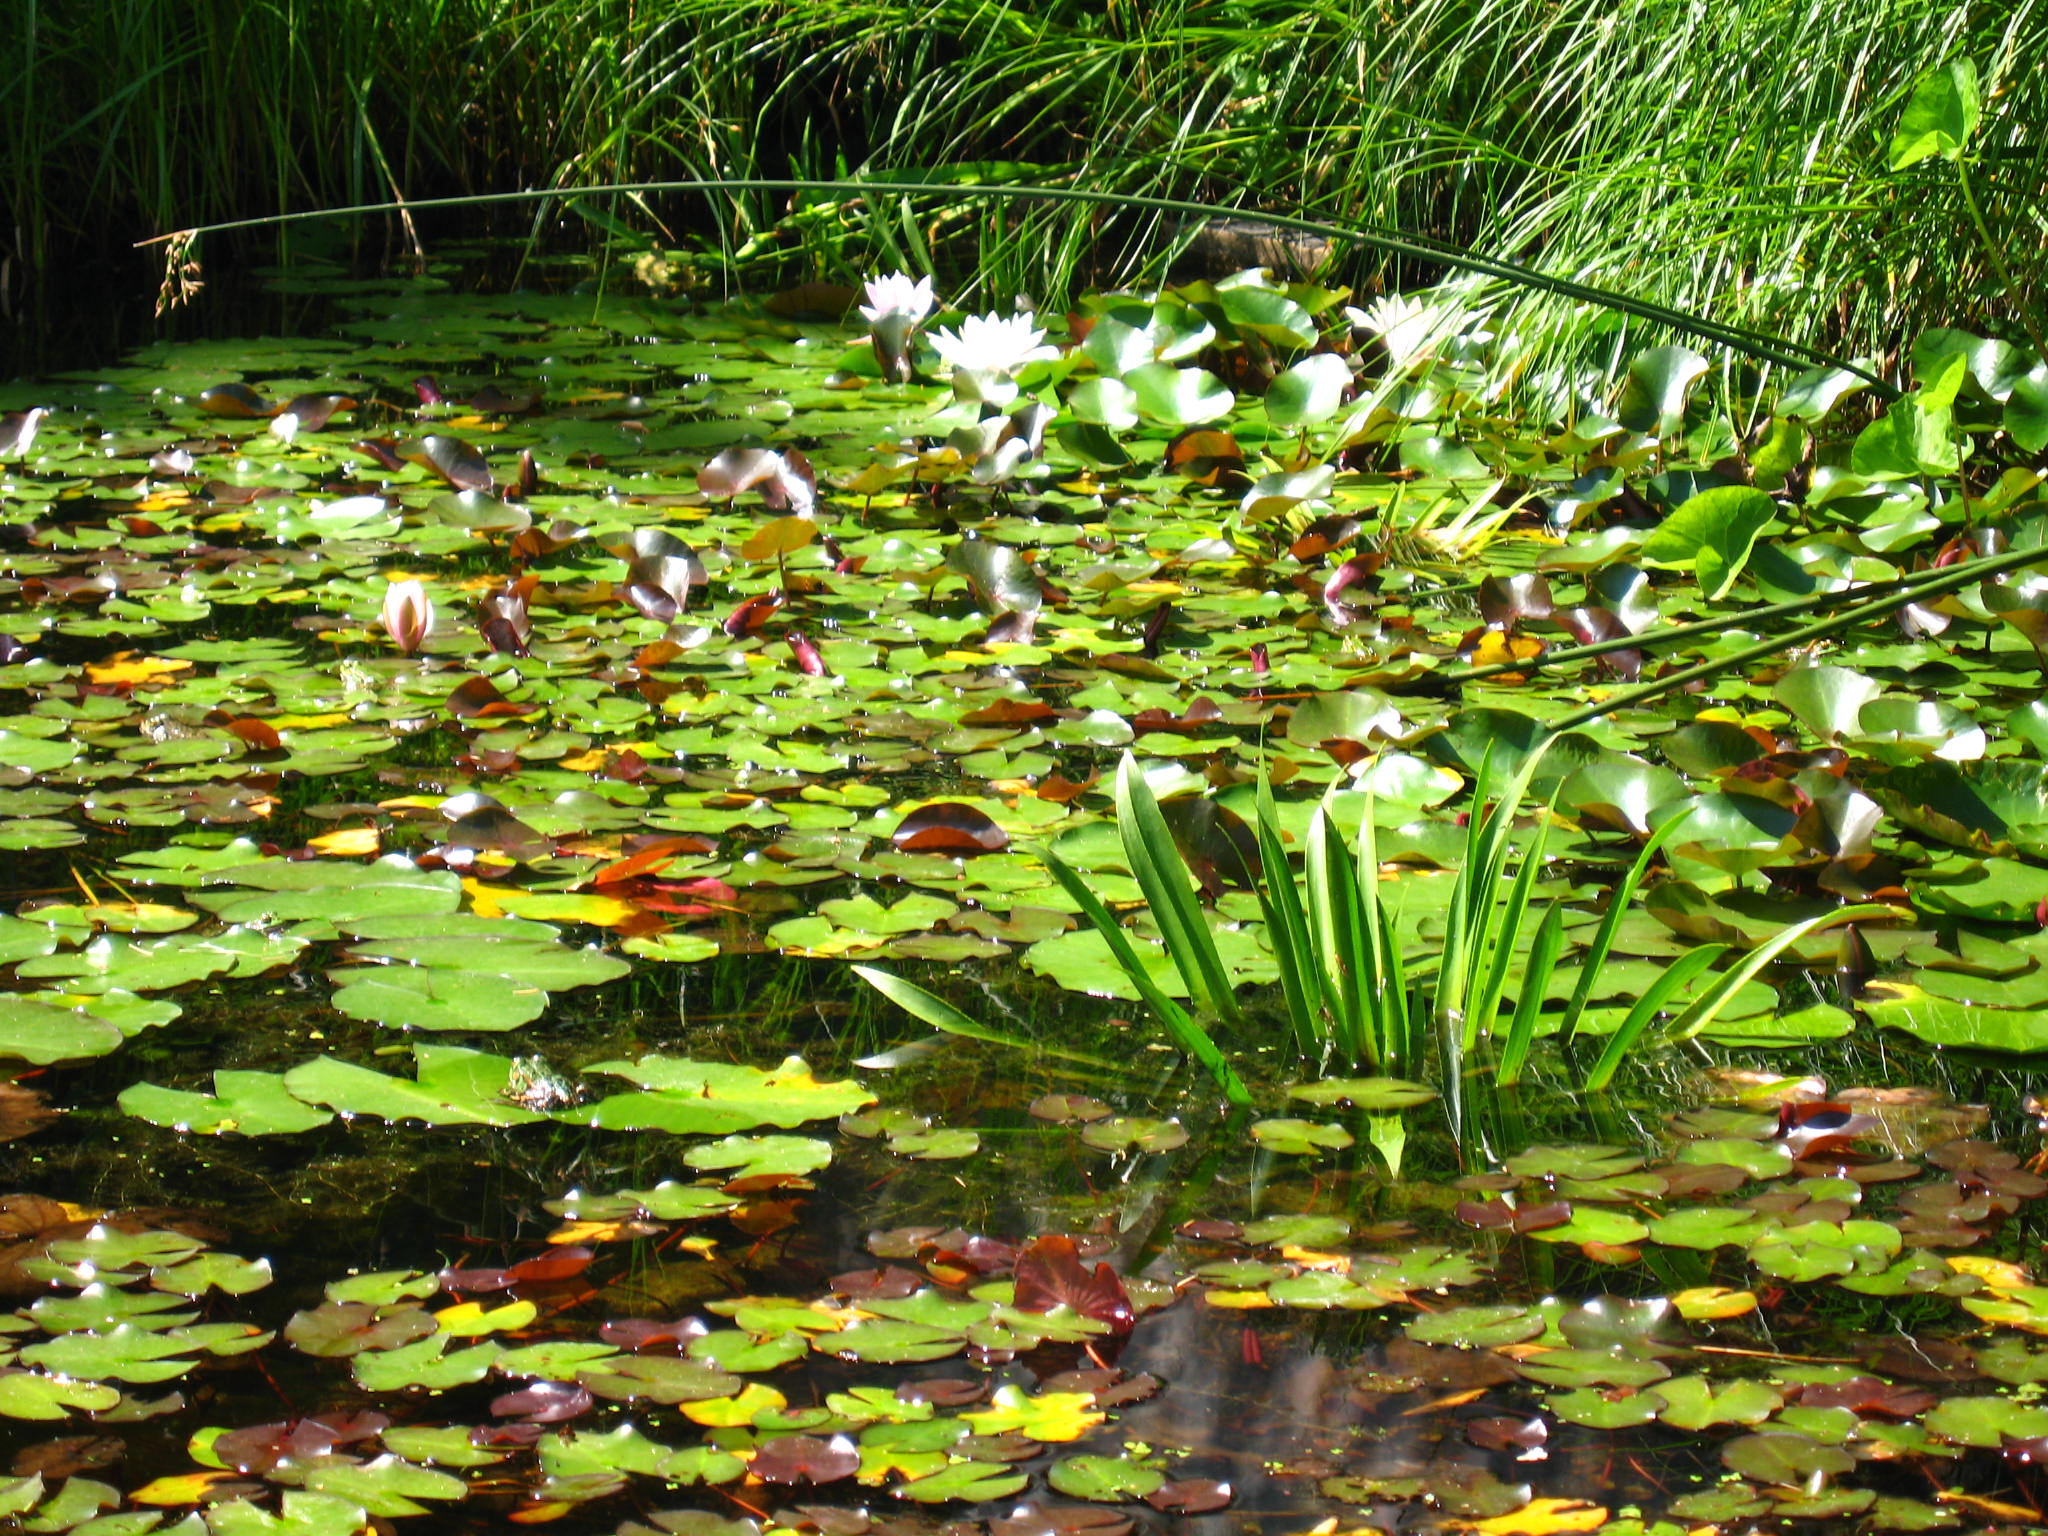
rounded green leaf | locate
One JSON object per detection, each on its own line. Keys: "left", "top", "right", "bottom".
{"left": 0, "top": 998, "right": 123, "bottom": 1064}
{"left": 1249, "top": 1118, "right": 1354, "bottom": 1155}
{"left": 1216, "top": 283, "right": 1317, "bottom": 347}
{"left": 1065, "top": 377, "right": 1139, "bottom": 430}
{"left": 1617, "top": 345, "right": 1710, "bottom": 435}
{"left": 1888, "top": 59, "right": 1980, "bottom": 169}
{"left": 1637, "top": 485, "right": 1777, "bottom": 599}
{"left": 1722, "top": 1432, "right": 1855, "bottom": 1487}
{"left": 1266, "top": 354, "right": 1352, "bottom": 428}
{"left": 1124, "top": 363, "right": 1234, "bottom": 427}
{"left": 1047, "top": 1454, "right": 1167, "bottom": 1502}
{"left": 1775, "top": 665, "right": 1883, "bottom": 743}
{"left": 1403, "top": 1305, "right": 1542, "bottom": 1349}
{"left": 120, "top": 1071, "right": 336, "bottom": 1135}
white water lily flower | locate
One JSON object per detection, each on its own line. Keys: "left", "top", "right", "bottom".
{"left": 927, "top": 311, "right": 1059, "bottom": 405}
{"left": 928, "top": 311, "right": 1057, "bottom": 377}
{"left": 1345, "top": 293, "right": 1464, "bottom": 373}
{"left": 860, "top": 273, "right": 936, "bottom": 384}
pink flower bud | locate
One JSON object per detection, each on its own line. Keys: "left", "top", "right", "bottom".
{"left": 381, "top": 579, "right": 433, "bottom": 655}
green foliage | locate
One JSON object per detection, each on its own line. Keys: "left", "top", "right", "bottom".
{"left": 10, "top": 0, "right": 2047, "bottom": 372}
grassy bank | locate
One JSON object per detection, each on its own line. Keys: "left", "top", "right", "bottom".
{"left": 6, "top": 0, "right": 2044, "bottom": 360}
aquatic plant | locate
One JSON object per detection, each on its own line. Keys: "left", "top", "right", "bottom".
{"left": 888, "top": 749, "right": 1899, "bottom": 1101}
{"left": 6, "top": 257, "right": 2048, "bottom": 1535}
{"left": 858, "top": 270, "right": 936, "bottom": 383}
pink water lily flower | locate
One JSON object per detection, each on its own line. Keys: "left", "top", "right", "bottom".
{"left": 859, "top": 272, "right": 936, "bottom": 384}
{"left": 381, "top": 578, "right": 434, "bottom": 655}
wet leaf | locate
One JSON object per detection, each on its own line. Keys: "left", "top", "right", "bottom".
{"left": 1249, "top": 1118, "right": 1354, "bottom": 1154}
{"left": 1721, "top": 1432, "right": 1855, "bottom": 1486}
{"left": 1047, "top": 1455, "right": 1165, "bottom": 1502}
{"left": 891, "top": 802, "right": 1009, "bottom": 853}
{"left": 1079, "top": 1117, "right": 1188, "bottom": 1153}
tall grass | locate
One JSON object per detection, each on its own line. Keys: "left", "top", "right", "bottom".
{"left": 7, "top": 0, "right": 2044, "bottom": 361}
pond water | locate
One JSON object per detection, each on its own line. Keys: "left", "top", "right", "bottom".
{"left": 3, "top": 265, "right": 2048, "bottom": 1535}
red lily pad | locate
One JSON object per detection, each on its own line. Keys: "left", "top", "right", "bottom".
{"left": 750, "top": 1433, "right": 859, "bottom": 1485}
{"left": 404, "top": 434, "right": 494, "bottom": 492}
{"left": 891, "top": 803, "right": 1008, "bottom": 853}
{"left": 446, "top": 675, "right": 535, "bottom": 720}
{"left": 491, "top": 1380, "right": 595, "bottom": 1422}
{"left": 213, "top": 1412, "right": 388, "bottom": 1473}
{"left": 196, "top": 383, "right": 277, "bottom": 418}
{"left": 1013, "top": 1235, "right": 1134, "bottom": 1335}
{"left": 1145, "top": 1478, "right": 1232, "bottom": 1513}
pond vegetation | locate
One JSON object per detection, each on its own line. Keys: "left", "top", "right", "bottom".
{"left": 4, "top": 21, "right": 2048, "bottom": 1535}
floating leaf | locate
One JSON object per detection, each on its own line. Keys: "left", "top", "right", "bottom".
{"left": 282, "top": 1047, "right": 551, "bottom": 1127}
{"left": 1636, "top": 485, "right": 1777, "bottom": 599}
{"left": 1047, "top": 1455, "right": 1166, "bottom": 1502}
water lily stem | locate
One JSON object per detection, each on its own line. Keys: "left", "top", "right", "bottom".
{"left": 1543, "top": 541, "right": 2048, "bottom": 734}
{"left": 1453, "top": 547, "right": 2043, "bottom": 687}
{"left": 1956, "top": 158, "right": 2048, "bottom": 360}
{"left": 140, "top": 178, "right": 1889, "bottom": 393}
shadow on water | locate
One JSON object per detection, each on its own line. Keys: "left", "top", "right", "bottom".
{"left": 7, "top": 947, "right": 2046, "bottom": 1530}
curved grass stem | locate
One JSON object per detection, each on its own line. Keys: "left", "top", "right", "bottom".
{"left": 140, "top": 177, "right": 1890, "bottom": 393}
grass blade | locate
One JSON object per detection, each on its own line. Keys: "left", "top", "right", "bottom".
{"left": 1556, "top": 815, "right": 1687, "bottom": 1050}
{"left": 851, "top": 965, "right": 1117, "bottom": 1067}
{"left": 1307, "top": 800, "right": 1368, "bottom": 1062}
{"left": 1494, "top": 900, "right": 1565, "bottom": 1087}
{"left": 1040, "top": 848, "right": 1250, "bottom": 1105}
{"left": 1444, "top": 739, "right": 1553, "bottom": 1048}
{"left": 1663, "top": 902, "right": 1901, "bottom": 1042}
{"left": 1114, "top": 754, "right": 1244, "bottom": 1027}
{"left": 1254, "top": 772, "right": 1326, "bottom": 1063}
{"left": 1467, "top": 800, "right": 1555, "bottom": 1050}
{"left": 1352, "top": 786, "right": 1396, "bottom": 1071}
{"left": 1581, "top": 943, "right": 1731, "bottom": 1093}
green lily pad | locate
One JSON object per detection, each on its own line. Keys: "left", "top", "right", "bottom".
{"left": 1651, "top": 1375, "right": 1783, "bottom": 1429}
{"left": 684, "top": 1134, "right": 834, "bottom": 1179}
{"left": 1046, "top": 1454, "right": 1166, "bottom": 1502}
{"left": 567, "top": 1056, "right": 873, "bottom": 1132}
{"left": 1402, "top": 1305, "right": 1542, "bottom": 1349}
{"left": 0, "top": 997, "right": 125, "bottom": 1064}
{"left": 0, "top": 1369, "right": 123, "bottom": 1419}
{"left": 149, "top": 1251, "right": 275, "bottom": 1296}
{"left": 1249, "top": 1118, "right": 1354, "bottom": 1154}
{"left": 1525, "top": 1208, "right": 1650, "bottom": 1246}
{"left": 1924, "top": 1393, "right": 2048, "bottom": 1447}
{"left": 1079, "top": 1117, "right": 1190, "bottom": 1153}
{"left": 302, "top": 1457, "right": 467, "bottom": 1518}
{"left": 894, "top": 1460, "right": 1030, "bottom": 1503}
{"left": 193, "top": 857, "right": 463, "bottom": 927}
{"left": 281, "top": 1046, "right": 551, "bottom": 1127}
{"left": 119, "top": 1071, "right": 335, "bottom": 1135}
{"left": 1285, "top": 1077, "right": 1436, "bottom": 1109}
{"left": 328, "top": 967, "right": 549, "bottom": 1031}
{"left": 1545, "top": 1387, "right": 1664, "bottom": 1429}
{"left": 817, "top": 1322, "right": 965, "bottom": 1365}
{"left": 19, "top": 1325, "right": 201, "bottom": 1383}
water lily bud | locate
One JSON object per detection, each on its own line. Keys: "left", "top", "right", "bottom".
{"left": 859, "top": 272, "right": 936, "bottom": 384}
{"left": 381, "top": 578, "right": 433, "bottom": 655}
